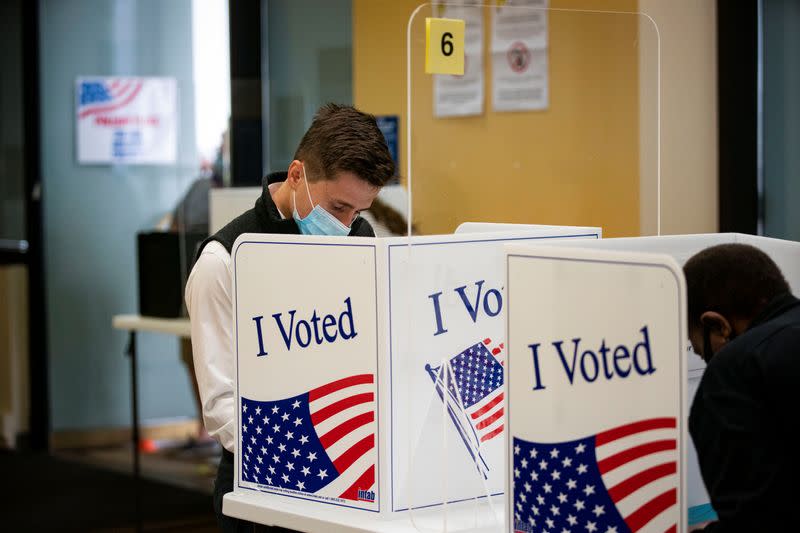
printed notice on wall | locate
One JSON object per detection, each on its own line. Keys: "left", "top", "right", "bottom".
{"left": 76, "top": 77, "right": 177, "bottom": 164}
{"left": 434, "top": 1, "right": 484, "bottom": 118}
{"left": 491, "top": 0, "right": 549, "bottom": 112}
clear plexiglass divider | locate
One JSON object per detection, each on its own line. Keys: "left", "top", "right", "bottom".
{"left": 395, "top": 3, "right": 660, "bottom": 531}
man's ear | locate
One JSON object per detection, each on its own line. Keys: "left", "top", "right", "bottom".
{"left": 699, "top": 311, "right": 733, "bottom": 339}
{"left": 286, "top": 160, "right": 304, "bottom": 189}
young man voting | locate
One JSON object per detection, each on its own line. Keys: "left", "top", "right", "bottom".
{"left": 185, "top": 104, "right": 395, "bottom": 532}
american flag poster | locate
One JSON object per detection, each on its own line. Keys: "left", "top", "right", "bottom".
{"left": 506, "top": 246, "right": 687, "bottom": 532}
{"left": 75, "top": 77, "right": 176, "bottom": 164}
{"left": 234, "top": 238, "right": 380, "bottom": 511}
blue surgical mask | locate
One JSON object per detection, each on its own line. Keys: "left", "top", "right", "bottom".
{"left": 292, "top": 166, "right": 350, "bottom": 237}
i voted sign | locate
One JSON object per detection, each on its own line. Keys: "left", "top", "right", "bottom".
{"left": 252, "top": 297, "right": 358, "bottom": 356}
{"left": 233, "top": 236, "right": 379, "bottom": 512}
{"left": 506, "top": 245, "right": 687, "bottom": 533}
{"left": 528, "top": 326, "right": 657, "bottom": 390}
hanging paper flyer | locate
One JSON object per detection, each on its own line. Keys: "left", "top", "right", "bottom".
{"left": 434, "top": 1, "right": 484, "bottom": 118}
{"left": 491, "top": 0, "right": 549, "bottom": 112}
{"left": 76, "top": 76, "right": 177, "bottom": 164}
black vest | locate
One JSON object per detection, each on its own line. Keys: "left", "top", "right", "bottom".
{"left": 198, "top": 172, "right": 375, "bottom": 257}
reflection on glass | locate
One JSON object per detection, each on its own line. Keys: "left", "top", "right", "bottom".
{"left": 265, "top": 0, "right": 353, "bottom": 173}
{"left": 0, "top": 0, "right": 26, "bottom": 241}
{"left": 763, "top": 0, "right": 800, "bottom": 241}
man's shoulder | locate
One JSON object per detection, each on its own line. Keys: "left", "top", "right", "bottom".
{"left": 186, "top": 240, "right": 232, "bottom": 309}
{"left": 199, "top": 240, "right": 231, "bottom": 261}
{"left": 749, "top": 307, "right": 800, "bottom": 372}
{"left": 190, "top": 241, "right": 232, "bottom": 281}
{"left": 738, "top": 303, "right": 800, "bottom": 354}
{"left": 708, "top": 304, "right": 800, "bottom": 380}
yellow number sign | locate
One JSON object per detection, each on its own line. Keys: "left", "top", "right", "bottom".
{"left": 425, "top": 17, "right": 465, "bottom": 75}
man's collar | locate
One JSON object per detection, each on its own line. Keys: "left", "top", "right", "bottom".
{"left": 265, "top": 171, "right": 288, "bottom": 186}
{"left": 748, "top": 292, "right": 800, "bottom": 330}
{"left": 258, "top": 172, "right": 298, "bottom": 231}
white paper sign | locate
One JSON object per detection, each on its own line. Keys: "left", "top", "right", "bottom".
{"left": 506, "top": 245, "right": 687, "bottom": 532}
{"left": 491, "top": 0, "right": 549, "bottom": 111}
{"left": 434, "top": 1, "right": 484, "bottom": 118}
{"left": 76, "top": 76, "right": 177, "bottom": 164}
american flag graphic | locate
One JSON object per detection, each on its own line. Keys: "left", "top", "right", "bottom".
{"left": 512, "top": 417, "right": 678, "bottom": 533}
{"left": 425, "top": 338, "right": 505, "bottom": 479}
{"left": 78, "top": 79, "right": 143, "bottom": 120}
{"left": 239, "top": 373, "right": 376, "bottom": 503}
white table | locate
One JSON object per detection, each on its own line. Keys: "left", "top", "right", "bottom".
{"left": 224, "top": 491, "right": 506, "bottom": 532}
{"left": 112, "top": 314, "right": 192, "bottom": 532}
{"left": 112, "top": 313, "right": 192, "bottom": 337}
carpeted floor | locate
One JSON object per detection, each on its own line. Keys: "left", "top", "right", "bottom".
{"left": 2, "top": 449, "right": 217, "bottom": 531}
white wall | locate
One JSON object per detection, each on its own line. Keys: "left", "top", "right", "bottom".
{"left": 640, "top": 0, "right": 718, "bottom": 236}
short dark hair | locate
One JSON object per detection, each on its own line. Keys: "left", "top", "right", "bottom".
{"left": 294, "top": 103, "right": 395, "bottom": 188}
{"left": 683, "top": 243, "right": 789, "bottom": 328}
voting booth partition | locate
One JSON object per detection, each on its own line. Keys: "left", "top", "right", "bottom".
{"left": 224, "top": 231, "right": 800, "bottom": 532}
{"left": 541, "top": 233, "right": 800, "bottom": 294}
{"left": 220, "top": 4, "right": 665, "bottom": 530}
{"left": 504, "top": 234, "right": 800, "bottom": 533}
{"left": 393, "top": 6, "right": 659, "bottom": 527}
{"left": 389, "top": 227, "right": 602, "bottom": 519}
{"left": 406, "top": 4, "right": 661, "bottom": 238}
{"left": 505, "top": 245, "right": 687, "bottom": 533}
{"left": 399, "top": 6, "right": 658, "bottom": 523}
{"left": 224, "top": 226, "right": 601, "bottom": 530}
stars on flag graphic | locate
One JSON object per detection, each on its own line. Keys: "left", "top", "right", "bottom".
{"left": 512, "top": 417, "right": 678, "bottom": 533}
{"left": 425, "top": 338, "right": 505, "bottom": 479}
{"left": 239, "top": 373, "right": 376, "bottom": 505}
{"left": 77, "top": 79, "right": 143, "bottom": 120}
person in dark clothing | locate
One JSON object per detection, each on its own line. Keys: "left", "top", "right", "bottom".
{"left": 683, "top": 243, "right": 800, "bottom": 532}
{"left": 185, "top": 104, "right": 395, "bottom": 532}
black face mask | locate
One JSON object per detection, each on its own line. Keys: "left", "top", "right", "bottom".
{"left": 702, "top": 325, "right": 714, "bottom": 364}
{"left": 702, "top": 323, "right": 736, "bottom": 363}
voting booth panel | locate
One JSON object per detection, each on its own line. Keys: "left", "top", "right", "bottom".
{"left": 506, "top": 233, "right": 800, "bottom": 528}
{"left": 406, "top": 4, "right": 660, "bottom": 238}
{"left": 389, "top": 228, "right": 600, "bottom": 514}
{"left": 542, "top": 234, "right": 800, "bottom": 382}
{"left": 543, "top": 233, "right": 800, "bottom": 285}
{"left": 457, "top": 223, "right": 603, "bottom": 236}
{"left": 228, "top": 226, "right": 600, "bottom": 525}
{"left": 505, "top": 245, "right": 687, "bottom": 533}
{"left": 401, "top": 4, "right": 657, "bottom": 518}
{"left": 222, "top": 2, "right": 662, "bottom": 528}
{"left": 735, "top": 234, "right": 800, "bottom": 295}
{"left": 233, "top": 237, "right": 381, "bottom": 512}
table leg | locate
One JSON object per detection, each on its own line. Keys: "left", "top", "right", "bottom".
{"left": 125, "top": 331, "right": 143, "bottom": 533}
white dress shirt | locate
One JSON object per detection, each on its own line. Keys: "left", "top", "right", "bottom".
{"left": 185, "top": 239, "right": 236, "bottom": 452}
{"left": 186, "top": 183, "right": 285, "bottom": 452}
